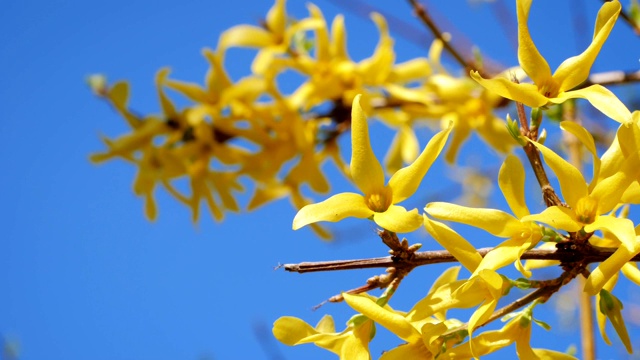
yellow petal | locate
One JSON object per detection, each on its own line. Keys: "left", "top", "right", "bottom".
{"left": 470, "top": 71, "right": 549, "bottom": 108}
{"left": 527, "top": 139, "right": 588, "bottom": 207}
{"left": 292, "top": 192, "right": 372, "bottom": 230}
{"left": 516, "top": 0, "right": 552, "bottom": 86}
{"left": 373, "top": 205, "right": 423, "bottom": 233}
{"left": 307, "top": 4, "right": 329, "bottom": 61}
{"left": 443, "top": 117, "right": 470, "bottom": 163}
{"left": 560, "top": 121, "right": 601, "bottom": 192}
{"left": 379, "top": 343, "right": 431, "bottom": 360}
{"left": 389, "top": 125, "right": 452, "bottom": 203}
{"left": 552, "top": 85, "right": 632, "bottom": 125}
{"left": 423, "top": 215, "right": 482, "bottom": 272}
{"left": 521, "top": 206, "right": 582, "bottom": 232}
{"left": 591, "top": 152, "right": 640, "bottom": 214}
{"left": 499, "top": 155, "right": 530, "bottom": 219}
{"left": 315, "top": 315, "right": 336, "bottom": 333}
{"left": 425, "top": 202, "right": 522, "bottom": 237}
{"left": 358, "top": 13, "right": 394, "bottom": 85}
{"left": 273, "top": 316, "right": 319, "bottom": 346}
{"left": 621, "top": 263, "right": 640, "bottom": 286}
{"left": 552, "top": 0, "right": 621, "bottom": 91}
{"left": 585, "top": 216, "right": 636, "bottom": 252}
{"left": 350, "top": 95, "right": 386, "bottom": 194}
{"left": 384, "top": 125, "right": 419, "bottom": 174}
{"left": 389, "top": 58, "right": 432, "bottom": 83}
{"left": 217, "top": 25, "right": 274, "bottom": 53}
{"left": 331, "top": 15, "right": 348, "bottom": 60}
{"left": 265, "top": 0, "right": 286, "bottom": 36}
{"left": 428, "top": 266, "right": 461, "bottom": 321}
{"left": 585, "top": 244, "right": 639, "bottom": 295}
{"left": 475, "top": 236, "right": 534, "bottom": 278}
{"left": 343, "top": 293, "right": 420, "bottom": 343}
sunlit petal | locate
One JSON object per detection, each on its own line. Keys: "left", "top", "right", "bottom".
{"left": 585, "top": 244, "right": 639, "bottom": 295}
{"left": 527, "top": 139, "right": 588, "bottom": 207}
{"left": 374, "top": 205, "right": 423, "bottom": 233}
{"left": 499, "top": 155, "right": 530, "bottom": 218}
{"left": 350, "top": 94, "right": 386, "bottom": 194}
{"left": 425, "top": 202, "right": 521, "bottom": 237}
{"left": 516, "top": 0, "right": 552, "bottom": 85}
{"left": 521, "top": 206, "right": 582, "bottom": 232}
{"left": 552, "top": 85, "right": 632, "bottom": 125}
{"left": 423, "top": 215, "right": 482, "bottom": 272}
{"left": 553, "top": 1, "right": 621, "bottom": 90}
{"left": 292, "top": 192, "right": 372, "bottom": 230}
{"left": 560, "top": 121, "right": 601, "bottom": 192}
{"left": 389, "top": 125, "right": 452, "bottom": 203}
{"left": 470, "top": 71, "right": 548, "bottom": 108}
{"left": 343, "top": 293, "right": 420, "bottom": 343}
{"left": 585, "top": 216, "right": 636, "bottom": 252}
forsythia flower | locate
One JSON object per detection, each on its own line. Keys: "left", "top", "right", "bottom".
{"left": 426, "top": 154, "right": 542, "bottom": 277}
{"left": 471, "top": 0, "right": 632, "bottom": 124}
{"left": 522, "top": 122, "right": 640, "bottom": 294}
{"left": 273, "top": 313, "right": 374, "bottom": 360}
{"left": 293, "top": 94, "right": 452, "bottom": 233}
{"left": 446, "top": 310, "right": 577, "bottom": 360}
{"left": 406, "top": 269, "right": 510, "bottom": 352}
{"left": 341, "top": 267, "right": 464, "bottom": 359}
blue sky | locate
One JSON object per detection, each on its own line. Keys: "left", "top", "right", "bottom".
{"left": 2, "top": 1, "right": 639, "bottom": 359}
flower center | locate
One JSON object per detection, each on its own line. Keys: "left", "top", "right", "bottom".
{"left": 365, "top": 187, "right": 393, "bottom": 213}
{"left": 538, "top": 79, "right": 560, "bottom": 98}
{"left": 575, "top": 196, "right": 598, "bottom": 224}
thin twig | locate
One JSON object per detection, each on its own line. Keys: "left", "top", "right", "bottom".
{"left": 514, "top": 101, "right": 563, "bottom": 207}
{"left": 579, "top": 70, "right": 640, "bottom": 88}
{"left": 407, "top": 0, "right": 479, "bottom": 73}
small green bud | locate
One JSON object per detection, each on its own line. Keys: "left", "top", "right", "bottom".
{"left": 506, "top": 114, "right": 527, "bottom": 146}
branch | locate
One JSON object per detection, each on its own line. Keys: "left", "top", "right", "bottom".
{"left": 578, "top": 70, "right": 640, "bottom": 88}
{"left": 406, "top": 0, "right": 479, "bottom": 73}
{"left": 282, "top": 244, "right": 638, "bottom": 274}
{"left": 515, "top": 100, "right": 564, "bottom": 207}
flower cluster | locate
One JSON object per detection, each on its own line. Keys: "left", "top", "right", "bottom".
{"left": 92, "top": 0, "right": 640, "bottom": 358}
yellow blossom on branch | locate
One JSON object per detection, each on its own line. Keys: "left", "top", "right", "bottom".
{"left": 471, "top": 0, "right": 632, "bottom": 124}
{"left": 293, "top": 94, "right": 451, "bottom": 233}
{"left": 521, "top": 122, "right": 640, "bottom": 294}
{"left": 273, "top": 313, "right": 374, "bottom": 360}
{"left": 426, "top": 155, "right": 542, "bottom": 277}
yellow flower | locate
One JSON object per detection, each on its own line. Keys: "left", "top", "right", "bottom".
{"left": 426, "top": 155, "right": 542, "bottom": 277}
{"left": 293, "top": 94, "right": 451, "bottom": 233}
{"left": 216, "top": 0, "right": 322, "bottom": 73}
{"left": 273, "top": 314, "right": 373, "bottom": 360}
{"left": 521, "top": 122, "right": 640, "bottom": 294}
{"left": 448, "top": 310, "right": 577, "bottom": 359}
{"left": 471, "top": 0, "right": 632, "bottom": 124}
{"left": 407, "top": 269, "right": 510, "bottom": 351}
{"left": 341, "top": 267, "right": 464, "bottom": 359}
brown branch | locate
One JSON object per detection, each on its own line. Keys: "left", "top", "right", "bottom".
{"left": 514, "top": 101, "right": 564, "bottom": 207}
{"left": 283, "top": 244, "right": 639, "bottom": 274}
{"left": 578, "top": 70, "right": 640, "bottom": 88}
{"left": 406, "top": 0, "right": 479, "bottom": 73}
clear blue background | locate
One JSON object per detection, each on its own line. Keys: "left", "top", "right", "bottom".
{"left": 2, "top": 1, "right": 639, "bottom": 359}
